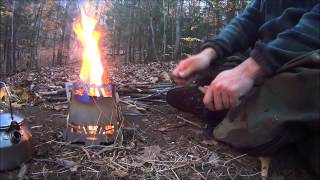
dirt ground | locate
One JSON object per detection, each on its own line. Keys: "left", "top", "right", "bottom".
{"left": 0, "top": 61, "right": 316, "bottom": 179}
{"left": 0, "top": 103, "right": 315, "bottom": 180}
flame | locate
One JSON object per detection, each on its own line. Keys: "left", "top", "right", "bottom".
{"left": 73, "top": 8, "right": 110, "bottom": 97}
{"left": 104, "top": 125, "right": 115, "bottom": 136}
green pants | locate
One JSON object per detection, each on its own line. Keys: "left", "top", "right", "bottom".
{"left": 211, "top": 50, "right": 320, "bottom": 176}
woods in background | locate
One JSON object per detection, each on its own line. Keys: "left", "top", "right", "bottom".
{"left": 0, "top": 0, "right": 249, "bottom": 77}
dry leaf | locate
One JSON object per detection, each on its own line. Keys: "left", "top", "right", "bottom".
{"left": 70, "top": 165, "right": 79, "bottom": 172}
{"left": 17, "top": 163, "right": 28, "bottom": 180}
{"left": 132, "top": 145, "right": 162, "bottom": 167}
{"left": 156, "top": 127, "right": 168, "bottom": 132}
{"left": 11, "top": 102, "right": 26, "bottom": 109}
{"left": 200, "top": 139, "right": 218, "bottom": 146}
{"left": 20, "top": 91, "right": 33, "bottom": 102}
{"left": 149, "top": 77, "right": 159, "bottom": 83}
{"left": 0, "top": 87, "right": 9, "bottom": 101}
{"left": 53, "top": 104, "right": 69, "bottom": 111}
{"left": 112, "top": 169, "right": 129, "bottom": 178}
{"left": 56, "top": 159, "right": 77, "bottom": 169}
{"left": 141, "top": 145, "right": 161, "bottom": 161}
{"left": 159, "top": 71, "right": 171, "bottom": 82}
{"left": 208, "top": 152, "right": 220, "bottom": 166}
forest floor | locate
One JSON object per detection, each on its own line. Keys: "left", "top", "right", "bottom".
{"left": 0, "top": 60, "right": 315, "bottom": 180}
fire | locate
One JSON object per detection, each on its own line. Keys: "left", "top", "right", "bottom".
{"left": 73, "top": 8, "right": 110, "bottom": 97}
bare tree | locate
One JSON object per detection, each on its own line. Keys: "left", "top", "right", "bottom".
{"left": 173, "top": 0, "right": 183, "bottom": 60}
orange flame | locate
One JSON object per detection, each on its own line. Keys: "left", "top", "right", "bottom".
{"left": 73, "top": 8, "right": 110, "bottom": 97}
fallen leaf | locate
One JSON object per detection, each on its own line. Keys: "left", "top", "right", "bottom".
{"left": 53, "top": 104, "right": 69, "bottom": 111}
{"left": 20, "top": 90, "right": 33, "bottom": 102}
{"left": 11, "top": 102, "right": 26, "bottom": 108}
{"left": 156, "top": 127, "right": 168, "bottom": 132}
{"left": 56, "top": 159, "right": 77, "bottom": 169}
{"left": 159, "top": 71, "right": 171, "bottom": 82}
{"left": 200, "top": 139, "right": 218, "bottom": 146}
{"left": 0, "top": 87, "right": 9, "bottom": 102}
{"left": 190, "top": 172, "right": 202, "bottom": 180}
{"left": 31, "top": 125, "right": 43, "bottom": 129}
{"left": 70, "top": 165, "right": 79, "bottom": 172}
{"left": 149, "top": 77, "right": 159, "bottom": 83}
{"left": 17, "top": 163, "right": 28, "bottom": 180}
{"left": 132, "top": 145, "right": 162, "bottom": 167}
{"left": 141, "top": 145, "right": 161, "bottom": 161}
{"left": 208, "top": 152, "right": 220, "bottom": 166}
{"left": 111, "top": 169, "right": 129, "bottom": 178}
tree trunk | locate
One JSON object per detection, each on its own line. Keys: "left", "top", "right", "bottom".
{"left": 138, "top": 26, "right": 143, "bottom": 62}
{"left": 117, "top": 29, "right": 121, "bottom": 55}
{"left": 4, "top": 15, "right": 10, "bottom": 75}
{"left": 125, "top": 36, "right": 130, "bottom": 64}
{"left": 214, "top": 0, "right": 222, "bottom": 34}
{"left": 171, "top": 10, "right": 175, "bottom": 60}
{"left": 12, "top": 30, "right": 17, "bottom": 73}
{"left": 57, "top": 1, "right": 70, "bottom": 65}
{"left": 145, "top": 27, "right": 151, "bottom": 63}
{"left": 52, "top": 31, "right": 57, "bottom": 66}
{"left": 0, "top": 10, "right": 2, "bottom": 76}
{"left": 131, "top": 19, "right": 137, "bottom": 63}
{"left": 112, "top": 17, "right": 116, "bottom": 58}
{"left": 11, "top": 0, "right": 16, "bottom": 74}
{"left": 125, "top": 3, "right": 134, "bottom": 64}
{"left": 149, "top": 17, "right": 158, "bottom": 61}
{"left": 30, "top": 1, "right": 44, "bottom": 70}
{"left": 5, "top": 43, "right": 11, "bottom": 75}
{"left": 162, "top": 0, "right": 167, "bottom": 56}
{"left": 173, "top": 0, "right": 183, "bottom": 60}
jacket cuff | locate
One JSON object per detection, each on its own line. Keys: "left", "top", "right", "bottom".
{"left": 201, "top": 39, "right": 225, "bottom": 60}
{"left": 250, "top": 42, "right": 277, "bottom": 76}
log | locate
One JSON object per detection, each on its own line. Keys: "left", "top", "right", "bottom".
{"left": 117, "top": 88, "right": 159, "bottom": 94}
{"left": 39, "top": 88, "right": 66, "bottom": 96}
{"left": 45, "top": 96, "right": 68, "bottom": 102}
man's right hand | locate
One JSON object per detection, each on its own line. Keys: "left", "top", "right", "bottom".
{"left": 172, "top": 48, "right": 217, "bottom": 84}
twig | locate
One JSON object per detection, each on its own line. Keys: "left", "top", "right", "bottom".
{"left": 239, "top": 171, "right": 261, "bottom": 177}
{"left": 119, "top": 100, "right": 146, "bottom": 111}
{"left": 80, "top": 146, "right": 91, "bottom": 160}
{"left": 97, "top": 146, "right": 132, "bottom": 155}
{"left": 170, "top": 168, "right": 180, "bottom": 180}
{"left": 223, "top": 153, "right": 247, "bottom": 166}
{"left": 158, "top": 164, "right": 188, "bottom": 173}
{"left": 176, "top": 115, "right": 203, "bottom": 129}
{"left": 189, "top": 165, "right": 206, "bottom": 179}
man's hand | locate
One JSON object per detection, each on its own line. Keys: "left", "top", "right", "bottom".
{"left": 172, "top": 48, "right": 217, "bottom": 84}
{"left": 203, "top": 57, "right": 265, "bottom": 111}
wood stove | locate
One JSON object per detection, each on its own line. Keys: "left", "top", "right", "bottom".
{"left": 65, "top": 82, "right": 122, "bottom": 145}
{"left": 65, "top": 7, "right": 124, "bottom": 145}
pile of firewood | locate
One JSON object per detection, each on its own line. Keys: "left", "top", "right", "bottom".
{"left": 2, "top": 62, "right": 175, "bottom": 111}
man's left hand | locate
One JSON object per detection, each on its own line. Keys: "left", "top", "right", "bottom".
{"left": 202, "top": 57, "right": 264, "bottom": 111}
